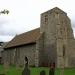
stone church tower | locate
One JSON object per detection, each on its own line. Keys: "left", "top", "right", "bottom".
{"left": 35, "top": 7, "right": 75, "bottom": 68}
{"left": 4, "top": 7, "right": 75, "bottom": 68}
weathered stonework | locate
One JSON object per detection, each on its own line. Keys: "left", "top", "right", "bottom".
{"left": 3, "top": 7, "right": 75, "bottom": 68}
{"left": 4, "top": 44, "right": 36, "bottom": 67}
{"left": 39, "top": 7, "right": 75, "bottom": 68}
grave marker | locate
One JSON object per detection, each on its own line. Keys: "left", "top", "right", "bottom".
{"left": 22, "top": 56, "right": 30, "bottom": 75}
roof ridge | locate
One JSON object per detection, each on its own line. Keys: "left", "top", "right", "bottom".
{"left": 4, "top": 28, "right": 40, "bottom": 49}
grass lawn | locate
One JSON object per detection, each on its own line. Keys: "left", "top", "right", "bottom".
{"left": 0, "top": 64, "right": 75, "bottom": 75}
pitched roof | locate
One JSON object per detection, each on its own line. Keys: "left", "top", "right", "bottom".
{"left": 4, "top": 28, "right": 40, "bottom": 48}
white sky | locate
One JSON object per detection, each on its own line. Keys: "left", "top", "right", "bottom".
{"left": 0, "top": 0, "right": 75, "bottom": 42}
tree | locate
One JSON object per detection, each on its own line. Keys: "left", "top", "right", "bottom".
{"left": 0, "top": 9, "right": 9, "bottom": 14}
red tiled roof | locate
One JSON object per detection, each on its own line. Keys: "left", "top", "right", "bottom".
{"left": 4, "top": 28, "right": 40, "bottom": 48}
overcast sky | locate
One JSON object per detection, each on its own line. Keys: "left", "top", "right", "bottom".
{"left": 0, "top": 0, "right": 75, "bottom": 42}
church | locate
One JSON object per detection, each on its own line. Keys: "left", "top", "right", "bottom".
{"left": 3, "top": 7, "right": 75, "bottom": 68}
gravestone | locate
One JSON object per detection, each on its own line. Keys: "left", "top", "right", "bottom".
{"left": 49, "top": 62, "right": 55, "bottom": 75}
{"left": 22, "top": 56, "right": 30, "bottom": 75}
{"left": 40, "top": 70, "right": 46, "bottom": 75}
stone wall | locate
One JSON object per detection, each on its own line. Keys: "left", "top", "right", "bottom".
{"left": 16, "top": 44, "right": 36, "bottom": 66}
{"left": 40, "top": 7, "right": 75, "bottom": 68}
{"left": 67, "top": 39, "right": 75, "bottom": 67}
{"left": 3, "top": 48, "right": 15, "bottom": 65}
{"left": 35, "top": 32, "right": 45, "bottom": 66}
{"left": 55, "top": 10, "right": 75, "bottom": 68}
{"left": 4, "top": 43, "right": 36, "bottom": 67}
{"left": 40, "top": 8, "right": 57, "bottom": 67}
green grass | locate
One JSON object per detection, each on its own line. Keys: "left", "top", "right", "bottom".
{"left": 0, "top": 64, "right": 75, "bottom": 75}
{"left": 0, "top": 65, "right": 4, "bottom": 74}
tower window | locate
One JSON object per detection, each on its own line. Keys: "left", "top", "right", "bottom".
{"left": 45, "top": 15, "right": 48, "bottom": 23}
